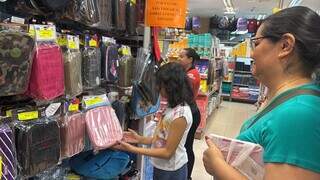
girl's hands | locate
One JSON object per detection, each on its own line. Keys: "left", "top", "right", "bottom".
{"left": 113, "top": 141, "right": 136, "bottom": 153}
{"left": 123, "top": 128, "right": 142, "bottom": 144}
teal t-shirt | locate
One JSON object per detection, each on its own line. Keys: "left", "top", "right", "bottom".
{"left": 237, "top": 83, "right": 320, "bottom": 173}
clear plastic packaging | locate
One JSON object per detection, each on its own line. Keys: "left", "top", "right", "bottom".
{"left": 85, "top": 106, "right": 123, "bottom": 151}
{"left": 0, "top": 31, "right": 35, "bottom": 97}
{"left": 82, "top": 47, "right": 101, "bottom": 89}
{"left": 126, "top": 0, "right": 137, "bottom": 35}
{"left": 96, "top": 0, "right": 113, "bottom": 30}
{"left": 112, "top": 0, "right": 127, "bottom": 31}
{"left": 0, "top": 123, "right": 17, "bottom": 180}
{"left": 79, "top": 0, "right": 100, "bottom": 26}
{"left": 28, "top": 41, "right": 65, "bottom": 100}
{"left": 208, "top": 134, "right": 264, "bottom": 180}
{"left": 64, "top": 0, "right": 81, "bottom": 21}
{"left": 82, "top": 94, "right": 110, "bottom": 110}
{"left": 28, "top": 25, "right": 64, "bottom": 101}
{"left": 104, "top": 45, "right": 119, "bottom": 83}
{"left": 15, "top": 119, "right": 61, "bottom": 177}
{"left": 63, "top": 48, "right": 83, "bottom": 98}
{"left": 59, "top": 113, "right": 85, "bottom": 159}
{"left": 34, "top": 166, "right": 68, "bottom": 180}
{"left": 118, "top": 47, "right": 134, "bottom": 87}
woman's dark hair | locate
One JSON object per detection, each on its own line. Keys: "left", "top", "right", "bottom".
{"left": 156, "top": 62, "right": 194, "bottom": 108}
{"left": 261, "top": 6, "right": 320, "bottom": 73}
{"left": 184, "top": 48, "right": 200, "bottom": 65}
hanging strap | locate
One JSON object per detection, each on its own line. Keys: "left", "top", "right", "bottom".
{"left": 247, "top": 89, "right": 320, "bottom": 129}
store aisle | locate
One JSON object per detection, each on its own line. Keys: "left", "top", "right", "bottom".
{"left": 192, "top": 101, "right": 256, "bottom": 180}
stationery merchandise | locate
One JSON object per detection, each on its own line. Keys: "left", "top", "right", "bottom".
{"left": 70, "top": 149, "right": 130, "bottom": 179}
{"left": 15, "top": 119, "right": 61, "bottom": 177}
{"left": 0, "top": 31, "right": 35, "bottom": 97}
{"left": 62, "top": 35, "right": 83, "bottom": 98}
{"left": 82, "top": 35, "right": 101, "bottom": 89}
{"left": 85, "top": 106, "right": 123, "bottom": 151}
{"left": 59, "top": 112, "right": 85, "bottom": 159}
{"left": 0, "top": 124, "right": 16, "bottom": 180}
{"left": 27, "top": 25, "right": 64, "bottom": 101}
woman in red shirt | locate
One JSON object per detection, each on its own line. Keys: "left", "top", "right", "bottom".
{"left": 178, "top": 48, "right": 201, "bottom": 180}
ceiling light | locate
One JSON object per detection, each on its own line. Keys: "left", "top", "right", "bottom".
{"left": 223, "top": 0, "right": 235, "bottom": 14}
{"left": 288, "top": 0, "right": 303, "bottom": 7}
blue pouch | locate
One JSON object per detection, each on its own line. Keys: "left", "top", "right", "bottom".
{"left": 69, "top": 150, "right": 130, "bottom": 180}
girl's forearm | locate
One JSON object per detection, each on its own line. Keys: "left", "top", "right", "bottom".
{"left": 131, "top": 146, "right": 172, "bottom": 159}
{"left": 139, "top": 136, "right": 153, "bottom": 145}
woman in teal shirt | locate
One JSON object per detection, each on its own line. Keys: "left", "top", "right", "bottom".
{"left": 203, "top": 6, "right": 320, "bottom": 180}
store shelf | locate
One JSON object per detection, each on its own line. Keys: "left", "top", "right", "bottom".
{"left": 159, "top": 39, "right": 179, "bottom": 42}
{"left": 233, "top": 83, "right": 249, "bottom": 87}
{"left": 200, "top": 58, "right": 211, "bottom": 61}
{"left": 221, "top": 93, "right": 231, "bottom": 97}
{"left": 234, "top": 70, "right": 252, "bottom": 74}
{"left": 198, "top": 90, "right": 216, "bottom": 97}
{"left": 231, "top": 96, "right": 257, "bottom": 104}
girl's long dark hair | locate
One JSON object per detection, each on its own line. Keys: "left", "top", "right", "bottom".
{"left": 156, "top": 62, "right": 194, "bottom": 108}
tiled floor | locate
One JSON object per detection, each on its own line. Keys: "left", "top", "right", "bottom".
{"left": 192, "top": 101, "right": 256, "bottom": 180}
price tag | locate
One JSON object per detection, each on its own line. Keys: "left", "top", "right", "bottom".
{"left": 57, "top": 35, "right": 67, "bottom": 46}
{"left": 84, "top": 97, "right": 104, "bottom": 107}
{"left": 89, "top": 39, "right": 97, "bottom": 47}
{"left": 45, "top": 103, "right": 61, "bottom": 117}
{"left": 0, "top": 156, "right": 2, "bottom": 178}
{"left": 34, "top": 25, "right": 57, "bottom": 41}
{"left": 68, "top": 104, "right": 79, "bottom": 112}
{"left": 28, "top": 25, "right": 35, "bottom": 37}
{"left": 130, "top": 0, "right": 136, "bottom": 5}
{"left": 66, "top": 173, "right": 81, "bottom": 180}
{"left": 5, "top": 110, "right": 12, "bottom": 117}
{"left": 67, "top": 35, "right": 80, "bottom": 50}
{"left": 18, "top": 111, "right": 39, "bottom": 121}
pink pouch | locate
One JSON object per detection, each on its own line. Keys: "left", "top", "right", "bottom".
{"left": 28, "top": 43, "right": 64, "bottom": 100}
{"left": 85, "top": 106, "right": 123, "bottom": 150}
{"left": 59, "top": 113, "right": 85, "bottom": 158}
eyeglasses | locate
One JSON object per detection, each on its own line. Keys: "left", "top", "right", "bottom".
{"left": 250, "top": 36, "right": 275, "bottom": 50}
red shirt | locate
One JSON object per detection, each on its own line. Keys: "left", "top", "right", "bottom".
{"left": 187, "top": 68, "right": 200, "bottom": 98}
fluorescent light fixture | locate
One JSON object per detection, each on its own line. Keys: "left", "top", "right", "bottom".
{"left": 224, "top": 11, "right": 236, "bottom": 15}
{"left": 223, "top": 0, "right": 235, "bottom": 14}
{"left": 288, "top": 0, "right": 303, "bottom": 7}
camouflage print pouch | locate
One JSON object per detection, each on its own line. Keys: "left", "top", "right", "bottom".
{"left": 0, "top": 31, "right": 35, "bottom": 97}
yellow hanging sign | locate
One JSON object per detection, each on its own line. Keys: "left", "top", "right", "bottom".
{"left": 84, "top": 97, "right": 104, "bottom": 107}
{"left": 18, "top": 111, "right": 39, "bottom": 121}
{"left": 68, "top": 104, "right": 79, "bottom": 112}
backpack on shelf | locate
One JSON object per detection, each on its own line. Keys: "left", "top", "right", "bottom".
{"left": 62, "top": 35, "right": 83, "bottom": 98}
{"left": 104, "top": 45, "right": 119, "bottom": 83}
{"left": 70, "top": 149, "right": 130, "bottom": 179}
{"left": 28, "top": 41, "right": 65, "bottom": 101}
{"left": 0, "top": 31, "right": 35, "bottom": 97}
{"left": 112, "top": 0, "right": 127, "bottom": 31}
{"left": 59, "top": 112, "right": 85, "bottom": 159}
{"left": 131, "top": 49, "right": 160, "bottom": 118}
{"left": 0, "top": 124, "right": 17, "bottom": 180}
{"left": 84, "top": 106, "right": 123, "bottom": 150}
{"left": 15, "top": 119, "right": 61, "bottom": 177}
{"left": 82, "top": 46, "right": 101, "bottom": 90}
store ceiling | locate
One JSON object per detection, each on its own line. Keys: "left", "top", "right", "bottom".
{"left": 188, "top": 0, "right": 320, "bottom": 18}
